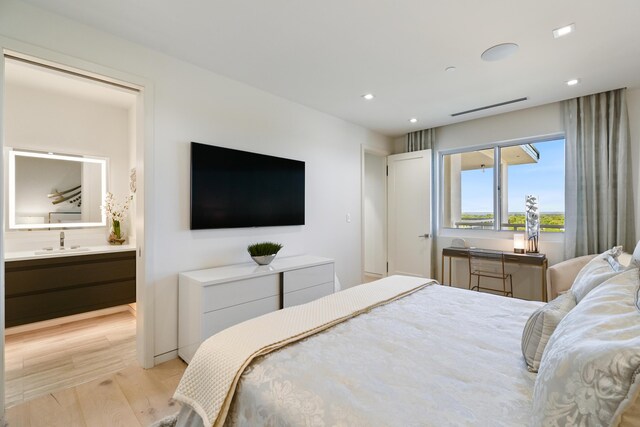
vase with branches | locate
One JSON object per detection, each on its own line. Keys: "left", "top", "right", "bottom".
{"left": 103, "top": 192, "right": 132, "bottom": 245}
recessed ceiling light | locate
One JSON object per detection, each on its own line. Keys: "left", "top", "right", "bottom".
{"left": 566, "top": 78, "right": 580, "bottom": 86}
{"left": 362, "top": 93, "right": 375, "bottom": 100}
{"left": 409, "top": 118, "right": 418, "bottom": 123}
{"left": 481, "top": 43, "right": 519, "bottom": 62}
{"left": 553, "top": 23, "right": 575, "bottom": 39}
{"left": 445, "top": 66, "right": 456, "bottom": 72}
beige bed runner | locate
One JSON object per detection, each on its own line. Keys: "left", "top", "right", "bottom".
{"left": 173, "top": 275, "right": 435, "bottom": 427}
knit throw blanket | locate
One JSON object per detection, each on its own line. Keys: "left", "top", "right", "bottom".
{"left": 174, "top": 275, "right": 435, "bottom": 427}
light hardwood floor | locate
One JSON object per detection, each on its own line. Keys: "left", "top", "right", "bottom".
{"left": 5, "top": 311, "right": 139, "bottom": 406}
{"left": 4, "top": 311, "right": 188, "bottom": 426}
{"left": 4, "top": 358, "right": 186, "bottom": 427}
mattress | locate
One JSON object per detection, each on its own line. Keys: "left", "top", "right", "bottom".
{"left": 177, "top": 284, "right": 543, "bottom": 427}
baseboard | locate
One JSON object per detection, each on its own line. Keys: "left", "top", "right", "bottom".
{"left": 5, "top": 304, "right": 133, "bottom": 335}
{"left": 364, "top": 272, "right": 384, "bottom": 278}
{"left": 128, "top": 303, "right": 137, "bottom": 317}
{"left": 154, "top": 350, "right": 178, "bottom": 365}
{"left": 363, "top": 272, "right": 384, "bottom": 284}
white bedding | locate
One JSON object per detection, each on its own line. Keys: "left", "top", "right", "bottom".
{"left": 178, "top": 284, "right": 543, "bottom": 427}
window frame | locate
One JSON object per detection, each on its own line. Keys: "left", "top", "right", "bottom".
{"left": 438, "top": 133, "right": 565, "bottom": 235}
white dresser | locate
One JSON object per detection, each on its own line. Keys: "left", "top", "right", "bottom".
{"left": 178, "top": 255, "right": 335, "bottom": 363}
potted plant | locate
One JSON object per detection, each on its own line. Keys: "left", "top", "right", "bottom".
{"left": 248, "top": 242, "right": 283, "bottom": 265}
{"left": 103, "top": 192, "right": 132, "bottom": 245}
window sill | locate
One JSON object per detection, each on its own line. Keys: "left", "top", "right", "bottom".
{"left": 438, "top": 227, "right": 564, "bottom": 243}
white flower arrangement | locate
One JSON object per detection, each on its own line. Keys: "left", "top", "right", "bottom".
{"left": 103, "top": 192, "right": 132, "bottom": 222}
{"left": 103, "top": 192, "right": 133, "bottom": 243}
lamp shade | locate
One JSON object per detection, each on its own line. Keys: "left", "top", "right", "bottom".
{"left": 514, "top": 234, "right": 526, "bottom": 254}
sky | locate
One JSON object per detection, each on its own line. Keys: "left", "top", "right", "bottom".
{"left": 460, "top": 139, "right": 565, "bottom": 213}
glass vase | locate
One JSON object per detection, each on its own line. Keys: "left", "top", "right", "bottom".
{"left": 108, "top": 219, "right": 126, "bottom": 245}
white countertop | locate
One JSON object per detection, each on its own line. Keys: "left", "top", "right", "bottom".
{"left": 180, "top": 255, "right": 334, "bottom": 285}
{"left": 5, "top": 244, "right": 136, "bottom": 262}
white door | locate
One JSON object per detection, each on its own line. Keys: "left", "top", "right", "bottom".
{"left": 387, "top": 149, "right": 432, "bottom": 278}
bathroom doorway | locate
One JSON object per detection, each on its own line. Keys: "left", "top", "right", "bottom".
{"left": 361, "top": 146, "right": 389, "bottom": 283}
{"left": 0, "top": 51, "right": 150, "bottom": 409}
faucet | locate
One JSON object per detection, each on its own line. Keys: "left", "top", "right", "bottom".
{"left": 60, "top": 231, "right": 65, "bottom": 249}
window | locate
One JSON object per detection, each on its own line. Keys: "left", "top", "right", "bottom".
{"left": 441, "top": 138, "right": 565, "bottom": 232}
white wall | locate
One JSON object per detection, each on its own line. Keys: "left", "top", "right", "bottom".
{"left": 128, "top": 104, "right": 137, "bottom": 235}
{"left": 435, "top": 103, "right": 564, "bottom": 152}
{"left": 0, "top": 0, "right": 392, "bottom": 358}
{"left": 4, "top": 82, "right": 132, "bottom": 250}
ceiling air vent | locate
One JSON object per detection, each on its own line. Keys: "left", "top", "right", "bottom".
{"left": 451, "top": 97, "right": 528, "bottom": 117}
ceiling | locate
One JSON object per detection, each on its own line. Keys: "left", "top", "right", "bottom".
{"left": 20, "top": 0, "right": 640, "bottom": 137}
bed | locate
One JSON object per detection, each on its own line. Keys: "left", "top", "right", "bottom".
{"left": 170, "top": 252, "right": 640, "bottom": 427}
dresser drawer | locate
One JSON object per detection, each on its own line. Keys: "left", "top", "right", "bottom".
{"left": 283, "top": 263, "right": 333, "bottom": 293}
{"left": 178, "top": 256, "right": 335, "bottom": 364}
{"left": 202, "top": 275, "right": 279, "bottom": 313}
{"left": 202, "top": 296, "right": 280, "bottom": 338}
{"left": 283, "top": 281, "right": 333, "bottom": 308}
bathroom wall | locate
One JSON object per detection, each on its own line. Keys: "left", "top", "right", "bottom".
{"left": 3, "top": 79, "right": 135, "bottom": 251}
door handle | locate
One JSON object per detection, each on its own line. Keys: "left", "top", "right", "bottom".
{"left": 418, "top": 234, "right": 431, "bottom": 238}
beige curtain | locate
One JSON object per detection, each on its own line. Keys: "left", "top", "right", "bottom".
{"left": 407, "top": 129, "right": 434, "bottom": 152}
{"left": 564, "top": 88, "right": 635, "bottom": 258}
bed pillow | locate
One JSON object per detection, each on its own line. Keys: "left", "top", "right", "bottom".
{"left": 607, "top": 255, "right": 628, "bottom": 272}
{"left": 570, "top": 246, "right": 626, "bottom": 302}
{"left": 632, "top": 240, "right": 640, "bottom": 267}
{"left": 521, "top": 291, "right": 576, "bottom": 373}
{"left": 532, "top": 268, "right": 640, "bottom": 427}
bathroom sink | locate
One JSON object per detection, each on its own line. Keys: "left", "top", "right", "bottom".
{"left": 34, "top": 247, "right": 91, "bottom": 256}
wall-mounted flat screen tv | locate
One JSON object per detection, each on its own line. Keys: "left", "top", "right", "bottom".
{"left": 190, "top": 142, "right": 305, "bottom": 229}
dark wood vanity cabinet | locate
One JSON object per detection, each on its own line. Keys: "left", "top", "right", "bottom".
{"left": 5, "top": 250, "right": 136, "bottom": 327}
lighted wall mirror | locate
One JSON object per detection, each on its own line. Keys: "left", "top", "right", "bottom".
{"left": 8, "top": 149, "right": 107, "bottom": 229}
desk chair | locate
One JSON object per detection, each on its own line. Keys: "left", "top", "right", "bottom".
{"left": 467, "top": 249, "right": 513, "bottom": 297}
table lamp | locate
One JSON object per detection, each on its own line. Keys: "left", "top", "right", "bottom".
{"left": 513, "top": 234, "right": 526, "bottom": 254}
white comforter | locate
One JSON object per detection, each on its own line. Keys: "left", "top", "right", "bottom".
{"left": 219, "top": 284, "right": 542, "bottom": 426}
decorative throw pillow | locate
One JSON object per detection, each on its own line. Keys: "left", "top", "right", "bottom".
{"left": 532, "top": 268, "right": 640, "bottom": 427}
{"left": 570, "top": 246, "right": 626, "bottom": 302}
{"left": 521, "top": 291, "right": 576, "bottom": 373}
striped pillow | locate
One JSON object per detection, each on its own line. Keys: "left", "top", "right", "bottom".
{"left": 522, "top": 291, "right": 576, "bottom": 372}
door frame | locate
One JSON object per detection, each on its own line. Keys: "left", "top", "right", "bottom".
{"left": 360, "top": 145, "right": 390, "bottom": 283}
{"left": 0, "top": 38, "right": 156, "bottom": 417}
